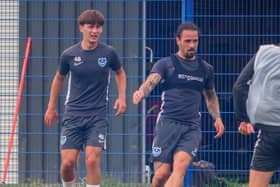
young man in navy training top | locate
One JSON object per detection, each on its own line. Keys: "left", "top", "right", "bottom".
{"left": 44, "top": 9, "right": 127, "bottom": 187}
{"left": 233, "top": 44, "right": 280, "bottom": 187}
{"left": 133, "top": 22, "right": 224, "bottom": 187}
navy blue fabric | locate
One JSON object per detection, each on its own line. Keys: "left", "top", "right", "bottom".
{"left": 60, "top": 115, "right": 108, "bottom": 150}
{"left": 151, "top": 54, "right": 214, "bottom": 123}
{"left": 250, "top": 129, "right": 280, "bottom": 171}
{"left": 151, "top": 117, "right": 201, "bottom": 164}
{"left": 232, "top": 57, "right": 255, "bottom": 124}
{"left": 58, "top": 42, "right": 121, "bottom": 117}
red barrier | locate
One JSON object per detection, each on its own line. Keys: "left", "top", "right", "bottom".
{"left": 2, "top": 37, "right": 32, "bottom": 184}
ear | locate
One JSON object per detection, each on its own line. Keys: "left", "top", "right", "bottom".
{"left": 176, "top": 37, "right": 180, "bottom": 45}
{"left": 79, "top": 25, "right": 83, "bottom": 33}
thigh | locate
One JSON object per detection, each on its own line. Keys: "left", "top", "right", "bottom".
{"left": 85, "top": 146, "right": 102, "bottom": 161}
{"left": 151, "top": 118, "right": 183, "bottom": 164}
{"left": 173, "top": 151, "right": 192, "bottom": 173}
{"left": 85, "top": 116, "right": 108, "bottom": 149}
{"left": 250, "top": 130, "right": 280, "bottom": 171}
{"left": 176, "top": 123, "right": 201, "bottom": 158}
{"left": 153, "top": 161, "right": 171, "bottom": 176}
{"left": 61, "top": 149, "right": 80, "bottom": 163}
{"left": 249, "top": 169, "right": 274, "bottom": 187}
{"left": 60, "top": 116, "right": 85, "bottom": 150}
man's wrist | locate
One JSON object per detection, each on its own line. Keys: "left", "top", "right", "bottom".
{"left": 118, "top": 94, "right": 126, "bottom": 100}
{"left": 214, "top": 116, "right": 221, "bottom": 121}
{"left": 138, "top": 89, "right": 146, "bottom": 97}
{"left": 47, "top": 103, "right": 56, "bottom": 110}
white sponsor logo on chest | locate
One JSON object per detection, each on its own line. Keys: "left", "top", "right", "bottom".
{"left": 73, "top": 56, "right": 84, "bottom": 66}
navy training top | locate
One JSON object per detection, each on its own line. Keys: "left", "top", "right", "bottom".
{"left": 58, "top": 42, "right": 121, "bottom": 117}
{"left": 232, "top": 57, "right": 255, "bottom": 124}
{"left": 151, "top": 54, "right": 214, "bottom": 124}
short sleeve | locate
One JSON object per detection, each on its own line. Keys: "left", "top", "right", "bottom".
{"left": 150, "top": 59, "right": 167, "bottom": 79}
{"left": 204, "top": 65, "right": 214, "bottom": 90}
{"left": 109, "top": 48, "right": 121, "bottom": 71}
{"left": 57, "top": 53, "right": 70, "bottom": 75}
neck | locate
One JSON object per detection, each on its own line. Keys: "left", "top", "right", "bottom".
{"left": 176, "top": 52, "right": 196, "bottom": 61}
{"left": 81, "top": 40, "right": 98, "bottom": 50}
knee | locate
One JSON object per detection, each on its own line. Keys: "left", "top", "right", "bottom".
{"left": 61, "top": 158, "right": 76, "bottom": 170}
{"left": 174, "top": 153, "right": 192, "bottom": 171}
{"left": 86, "top": 153, "right": 100, "bottom": 168}
{"left": 175, "top": 160, "right": 190, "bottom": 176}
{"left": 153, "top": 169, "right": 169, "bottom": 183}
{"left": 178, "top": 158, "right": 190, "bottom": 170}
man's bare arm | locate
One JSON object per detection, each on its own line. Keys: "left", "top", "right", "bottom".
{"left": 47, "top": 72, "right": 65, "bottom": 110}
{"left": 115, "top": 66, "right": 127, "bottom": 101}
{"left": 132, "top": 73, "right": 161, "bottom": 105}
{"left": 203, "top": 88, "right": 221, "bottom": 120}
{"left": 139, "top": 73, "right": 162, "bottom": 97}
{"left": 114, "top": 66, "right": 127, "bottom": 116}
{"left": 203, "top": 88, "right": 225, "bottom": 138}
{"left": 45, "top": 72, "right": 65, "bottom": 127}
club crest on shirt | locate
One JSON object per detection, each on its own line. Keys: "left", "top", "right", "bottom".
{"left": 73, "top": 56, "right": 84, "bottom": 66}
{"left": 152, "top": 146, "right": 162, "bottom": 157}
{"left": 60, "top": 136, "right": 67, "bottom": 145}
{"left": 98, "top": 57, "right": 107, "bottom": 67}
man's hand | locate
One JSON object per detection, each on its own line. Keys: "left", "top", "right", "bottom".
{"left": 238, "top": 121, "right": 254, "bottom": 135}
{"left": 114, "top": 97, "right": 127, "bottom": 116}
{"left": 44, "top": 108, "right": 59, "bottom": 128}
{"left": 214, "top": 117, "right": 225, "bottom": 138}
{"left": 132, "top": 90, "right": 145, "bottom": 105}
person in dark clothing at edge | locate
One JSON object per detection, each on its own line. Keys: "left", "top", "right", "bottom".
{"left": 233, "top": 44, "right": 280, "bottom": 187}
{"left": 44, "top": 10, "right": 127, "bottom": 187}
{"left": 133, "top": 22, "right": 225, "bottom": 187}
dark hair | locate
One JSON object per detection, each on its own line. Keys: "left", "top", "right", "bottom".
{"left": 78, "top": 9, "right": 105, "bottom": 26}
{"left": 176, "top": 22, "right": 200, "bottom": 38}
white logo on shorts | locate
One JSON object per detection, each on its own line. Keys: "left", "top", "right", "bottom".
{"left": 98, "top": 133, "right": 105, "bottom": 143}
{"left": 152, "top": 147, "right": 162, "bottom": 157}
{"left": 60, "top": 136, "right": 67, "bottom": 145}
{"left": 191, "top": 147, "right": 198, "bottom": 157}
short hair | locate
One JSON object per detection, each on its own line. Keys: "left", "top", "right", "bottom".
{"left": 78, "top": 9, "right": 105, "bottom": 26}
{"left": 176, "top": 22, "right": 200, "bottom": 38}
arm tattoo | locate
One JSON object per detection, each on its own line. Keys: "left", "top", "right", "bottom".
{"left": 139, "top": 73, "right": 161, "bottom": 97}
{"left": 203, "top": 88, "right": 221, "bottom": 120}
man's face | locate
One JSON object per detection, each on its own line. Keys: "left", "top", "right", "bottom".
{"left": 176, "top": 30, "right": 199, "bottom": 60}
{"left": 79, "top": 24, "right": 103, "bottom": 44}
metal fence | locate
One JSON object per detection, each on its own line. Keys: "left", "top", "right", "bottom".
{"left": 0, "top": 0, "right": 279, "bottom": 186}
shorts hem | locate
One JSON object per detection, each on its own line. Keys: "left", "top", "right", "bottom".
{"left": 250, "top": 166, "right": 276, "bottom": 172}
{"left": 60, "top": 147, "right": 81, "bottom": 150}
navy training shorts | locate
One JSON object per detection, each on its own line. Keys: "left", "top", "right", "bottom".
{"left": 250, "top": 129, "right": 280, "bottom": 171}
{"left": 151, "top": 117, "right": 202, "bottom": 164}
{"left": 60, "top": 115, "right": 108, "bottom": 150}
